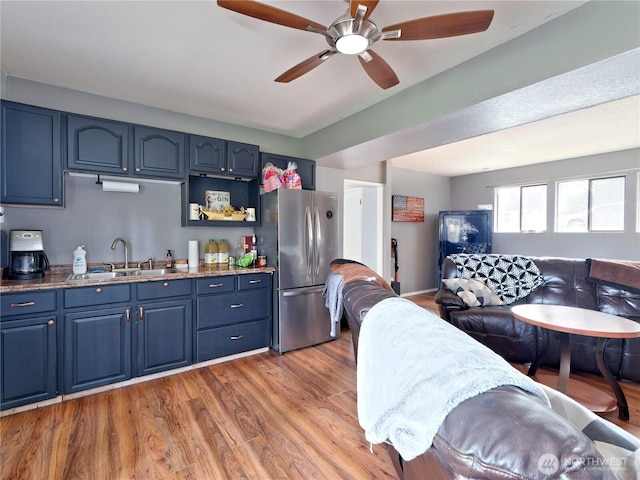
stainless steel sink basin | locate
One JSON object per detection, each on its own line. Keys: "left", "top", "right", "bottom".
{"left": 130, "top": 268, "right": 179, "bottom": 276}
{"left": 67, "top": 271, "right": 125, "bottom": 281}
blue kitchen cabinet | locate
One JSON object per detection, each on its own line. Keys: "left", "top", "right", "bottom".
{"left": 63, "top": 284, "right": 133, "bottom": 393}
{"left": 195, "top": 273, "right": 271, "bottom": 362}
{"left": 1, "top": 101, "right": 63, "bottom": 206}
{"left": 136, "top": 279, "right": 193, "bottom": 376}
{"left": 66, "top": 114, "right": 131, "bottom": 175}
{"left": 188, "top": 135, "right": 259, "bottom": 179}
{"left": 260, "top": 152, "right": 316, "bottom": 190}
{"left": 64, "top": 307, "right": 132, "bottom": 393}
{"left": 0, "top": 290, "right": 58, "bottom": 410}
{"left": 134, "top": 126, "right": 186, "bottom": 180}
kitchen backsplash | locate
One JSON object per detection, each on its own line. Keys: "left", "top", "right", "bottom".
{"left": 1, "top": 175, "right": 255, "bottom": 266}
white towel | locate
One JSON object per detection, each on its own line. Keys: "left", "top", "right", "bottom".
{"left": 323, "top": 272, "right": 344, "bottom": 337}
{"left": 357, "top": 297, "right": 549, "bottom": 461}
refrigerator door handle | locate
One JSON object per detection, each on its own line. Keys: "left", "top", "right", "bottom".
{"left": 314, "top": 206, "right": 321, "bottom": 274}
{"left": 282, "top": 286, "right": 326, "bottom": 296}
{"left": 305, "top": 206, "right": 314, "bottom": 275}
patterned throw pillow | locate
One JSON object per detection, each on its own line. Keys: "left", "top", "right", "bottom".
{"left": 442, "top": 278, "right": 504, "bottom": 307}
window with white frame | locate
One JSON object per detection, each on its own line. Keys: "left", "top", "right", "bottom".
{"left": 495, "top": 184, "right": 547, "bottom": 232}
{"left": 556, "top": 176, "right": 625, "bottom": 232}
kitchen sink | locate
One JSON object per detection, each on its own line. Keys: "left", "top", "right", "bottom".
{"left": 130, "top": 268, "right": 179, "bottom": 276}
{"left": 67, "top": 271, "right": 125, "bottom": 281}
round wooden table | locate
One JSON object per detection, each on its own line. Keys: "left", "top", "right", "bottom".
{"left": 511, "top": 304, "right": 640, "bottom": 420}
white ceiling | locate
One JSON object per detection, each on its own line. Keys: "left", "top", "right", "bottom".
{"left": 1, "top": 0, "right": 638, "bottom": 176}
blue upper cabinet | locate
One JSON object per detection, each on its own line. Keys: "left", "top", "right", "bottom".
{"left": 261, "top": 152, "right": 316, "bottom": 190}
{"left": 67, "top": 114, "right": 130, "bottom": 175}
{"left": 67, "top": 115, "right": 186, "bottom": 181}
{"left": 227, "top": 141, "right": 259, "bottom": 178}
{"left": 189, "top": 135, "right": 259, "bottom": 179}
{"left": 1, "top": 101, "right": 63, "bottom": 206}
{"left": 134, "top": 126, "right": 185, "bottom": 180}
{"left": 189, "top": 135, "right": 226, "bottom": 173}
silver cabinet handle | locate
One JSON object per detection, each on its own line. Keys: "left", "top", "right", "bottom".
{"left": 10, "top": 301, "right": 36, "bottom": 307}
{"left": 230, "top": 303, "right": 244, "bottom": 308}
{"left": 249, "top": 279, "right": 262, "bottom": 284}
{"left": 209, "top": 283, "right": 224, "bottom": 288}
{"left": 126, "top": 309, "right": 131, "bottom": 325}
{"left": 230, "top": 335, "right": 244, "bottom": 340}
{"left": 139, "top": 306, "right": 144, "bottom": 322}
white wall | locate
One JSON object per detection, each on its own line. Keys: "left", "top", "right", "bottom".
{"left": 390, "top": 168, "right": 451, "bottom": 293}
{"left": 450, "top": 149, "right": 640, "bottom": 260}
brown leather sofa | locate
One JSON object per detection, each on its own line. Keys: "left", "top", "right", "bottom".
{"left": 336, "top": 265, "right": 619, "bottom": 479}
{"left": 435, "top": 256, "right": 640, "bottom": 383}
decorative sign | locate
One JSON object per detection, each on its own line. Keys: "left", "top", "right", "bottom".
{"left": 204, "top": 190, "right": 230, "bottom": 211}
{"left": 392, "top": 195, "right": 424, "bottom": 222}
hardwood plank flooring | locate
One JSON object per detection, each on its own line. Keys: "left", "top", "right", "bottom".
{"left": 1, "top": 292, "right": 638, "bottom": 479}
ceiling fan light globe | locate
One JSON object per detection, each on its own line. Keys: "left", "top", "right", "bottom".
{"left": 336, "top": 34, "right": 368, "bottom": 55}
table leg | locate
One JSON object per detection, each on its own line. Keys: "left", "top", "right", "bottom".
{"left": 527, "top": 327, "right": 550, "bottom": 376}
{"left": 595, "top": 338, "right": 629, "bottom": 420}
{"left": 557, "top": 333, "right": 571, "bottom": 394}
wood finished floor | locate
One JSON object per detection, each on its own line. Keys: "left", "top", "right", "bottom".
{"left": 1, "top": 292, "right": 638, "bottom": 479}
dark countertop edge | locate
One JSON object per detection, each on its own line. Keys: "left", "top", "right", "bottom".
{"left": 0, "top": 267, "right": 276, "bottom": 293}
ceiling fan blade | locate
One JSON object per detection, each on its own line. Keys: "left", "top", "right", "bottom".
{"left": 275, "top": 50, "right": 335, "bottom": 83}
{"left": 350, "top": 0, "right": 379, "bottom": 21}
{"left": 217, "top": 0, "right": 326, "bottom": 32}
{"left": 382, "top": 10, "right": 494, "bottom": 41}
{"left": 358, "top": 50, "right": 399, "bottom": 90}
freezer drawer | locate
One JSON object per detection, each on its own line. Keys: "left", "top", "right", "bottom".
{"left": 276, "top": 286, "right": 338, "bottom": 353}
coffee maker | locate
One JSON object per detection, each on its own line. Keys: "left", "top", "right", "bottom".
{"left": 8, "top": 230, "right": 50, "bottom": 280}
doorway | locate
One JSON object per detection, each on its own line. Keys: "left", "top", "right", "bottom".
{"left": 343, "top": 180, "right": 384, "bottom": 275}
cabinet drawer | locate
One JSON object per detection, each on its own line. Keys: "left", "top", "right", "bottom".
{"left": 64, "top": 284, "right": 131, "bottom": 308}
{"left": 137, "top": 279, "right": 192, "bottom": 300}
{"left": 238, "top": 273, "right": 271, "bottom": 291}
{"left": 197, "top": 290, "right": 270, "bottom": 329}
{"left": 196, "top": 319, "right": 269, "bottom": 362}
{"left": 196, "top": 276, "right": 235, "bottom": 295}
{"left": 1, "top": 290, "right": 57, "bottom": 317}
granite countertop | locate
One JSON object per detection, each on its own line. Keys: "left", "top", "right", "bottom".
{"left": 0, "top": 264, "right": 276, "bottom": 293}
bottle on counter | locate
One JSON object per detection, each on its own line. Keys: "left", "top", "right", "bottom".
{"left": 204, "top": 239, "right": 218, "bottom": 266}
{"left": 165, "top": 250, "right": 173, "bottom": 268}
{"left": 251, "top": 233, "right": 257, "bottom": 266}
{"left": 72, "top": 245, "right": 87, "bottom": 274}
{"left": 218, "top": 239, "right": 229, "bottom": 265}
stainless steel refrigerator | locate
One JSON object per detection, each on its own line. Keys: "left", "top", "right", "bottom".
{"left": 257, "top": 189, "right": 341, "bottom": 353}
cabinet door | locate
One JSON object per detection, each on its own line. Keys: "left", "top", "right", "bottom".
{"left": 260, "top": 153, "right": 316, "bottom": 190}
{"left": 136, "top": 299, "right": 192, "bottom": 376}
{"left": 1, "top": 315, "right": 57, "bottom": 410}
{"left": 1, "top": 101, "right": 63, "bottom": 206}
{"left": 67, "top": 114, "right": 130, "bottom": 175}
{"left": 189, "top": 135, "right": 226, "bottom": 174}
{"left": 134, "top": 126, "right": 185, "bottom": 180}
{"left": 227, "top": 141, "right": 259, "bottom": 178}
{"left": 64, "top": 307, "right": 131, "bottom": 393}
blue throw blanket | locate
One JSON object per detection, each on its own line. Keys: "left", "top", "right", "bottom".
{"left": 357, "top": 297, "right": 549, "bottom": 461}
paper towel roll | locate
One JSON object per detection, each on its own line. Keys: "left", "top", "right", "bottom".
{"left": 188, "top": 240, "right": 199, "bottom": 269}
{"left": 102, "top": 180, "right": 140, "bottom": 193}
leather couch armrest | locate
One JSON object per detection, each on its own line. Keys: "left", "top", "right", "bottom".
{"left": 435, "top": 287, "right": 465, "bottom": 322}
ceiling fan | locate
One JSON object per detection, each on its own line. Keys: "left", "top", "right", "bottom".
{"left": 217, "top": 0, "right": 494, "bottom": 89}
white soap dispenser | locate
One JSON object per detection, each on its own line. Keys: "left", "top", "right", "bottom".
{"left": 73, "top": 245, "right": 87, "bottom": 274}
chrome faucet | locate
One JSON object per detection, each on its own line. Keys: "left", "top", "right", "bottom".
{"left": 110, "top": 237, "right": 129, "bottom": 269}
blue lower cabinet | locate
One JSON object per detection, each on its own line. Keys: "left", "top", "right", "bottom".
{"left": 136, "top": 299, "right": 192, "bottom": 376}
{"left": 196, "top": 319, "right": 270, "bottom": 362}
{"left": 64, "top": 307, "right": 132, "bottom": 393}
{"left": 1, "top": 315, "right": 57, "bottom": 409}
{"left": 195, "top": 274, "right": 272, "bottom": 362}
